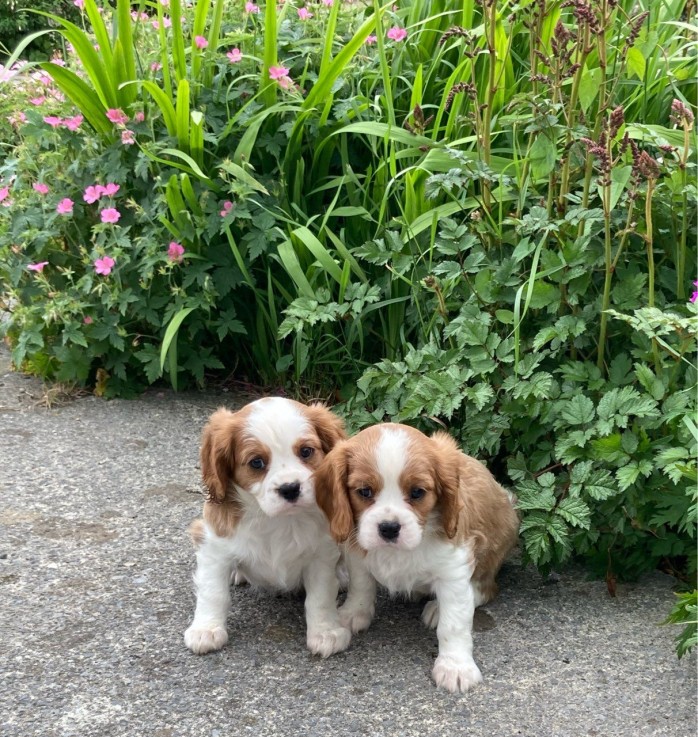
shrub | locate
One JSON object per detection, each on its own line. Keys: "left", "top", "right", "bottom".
{"left": 0, "top": 0, "right": 696, "bottom": 588}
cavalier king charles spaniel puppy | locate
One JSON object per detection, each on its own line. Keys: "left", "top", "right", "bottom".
{"left": 184, "top": 397, "right": 351, "bottom": 658}
{"left": 314, "top": 423, "right": 519, "bottom": 692}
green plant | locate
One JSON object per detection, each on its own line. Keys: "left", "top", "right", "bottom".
{"left": 1, "top": 0, "right": 696, "bottom": 602}
{"left": 664, "top": 590, "right": 698, "bottom": 659}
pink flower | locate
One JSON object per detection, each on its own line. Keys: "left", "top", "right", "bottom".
{"left": 83, "top": 315, "right": 93, "bottom": 325}
{"left": 151, "top": 19, "right": 160, "bottom": 30}
{"left": 167, "top": 241, "right": 185, "bottom": 262}
{"left": 163, "top": 16, "right": 172, "bottom": 28}
{"left": 27, "top": 261, "right": 49, "bottom": 272}
{"left": 33, "top": 182, "right": 49, "bottom": 195}
{"left": 297, "top": 7, "right": 313, "bottom": 19}
{"left": 50, "top": 56, "right": 66, "bottom": 67}
{"left": 245, "top": 1, "right": 260, "bottom": 12}
{"left": 690, "top": 280, "right": 698, "bottom": 304}
{"left": 63, "top": 114, "right": 83, "bottom": 131}
{"left": 227, "top": 48, "right": 243, "bottom": 63}
{"left": 94, "top": 256, "right": 115, "bottom": 275}
{"left": 0, "top": 186, "right": 10, "bottom": 202}
{"left": 277, "top": 76, "right": 294, "bottom": 90}
{"left": 150, "top": 62, "right": 163, "bottom": 72}
{"left": 83, "top": 185, "right": 102, "bottom": 204}
{"left": 102, "top": 183, "right": 120, "bottom": 196}
{"left": 161, "top": 0, "right": 170, "bottom": 7}
{"left": 194, "top": 35, "right": 208, "bottom": 49}
{"left": 106, "top": 108, "right": 129, "bottom": 125}
{"left": 387, "top": 26, "right": 407, "bottom": 41}
{"left": 56, "top": 198, "right": 74, "bottom": 215}
{"left": 73, "top": 0, "right": 84, "bottom": 8}
{"left": 100, "top": 208, "right": 121, "bottom": 223}
{"left": 121, "top": 130, "right": 136, "bottom": 145}
{"left": 321, "top": 0, "right": 333, "bottom": 6}
{"left": 365, "top": 34, "right": 377, "bottom": 45}
{"left": 9, "top": 111, "right": 27, "bottom": 127}
{"left": 29, "top": 97, "right": 45, "bottom": 106}
{"left": 43, "top": 115, "right": 63, "bottom": 128}
{"left": 220, "top": 200, "right": 234, "bottom": 217}
{"left": 269, "top": 65, "right": 290, "bottom": 80}
{"left": 134, "top": 111, "right": 145, "bottom": 123}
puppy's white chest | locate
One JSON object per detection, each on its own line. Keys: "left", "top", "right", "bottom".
{"left": 364, "top": 539, "right": 472, "bottom": 596}
{"left": 228, "top": 511, "right": 332, "bottom": 591}
{"left": 365, "top": 548, "right": 434, "bottom": 595}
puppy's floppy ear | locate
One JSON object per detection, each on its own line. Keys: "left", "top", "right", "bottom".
{"left": 430, "top": 431, "right": 465, "bottom": 539}
{"left": 305, "top": 402, "right": 347, "bottom": 453}
{"left": 314, "top": 441, "right": 353, "bottom": 543}
{"left": 200, "top": 408, "right": 240, "bottom": 503}
{"left": 201, "top": 408, "right": 244, "bottom": 537}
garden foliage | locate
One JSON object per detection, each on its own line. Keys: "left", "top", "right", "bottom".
{"left": 0, "top": 0, "right": 696, "bottom": 598}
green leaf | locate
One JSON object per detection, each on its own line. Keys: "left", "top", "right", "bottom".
{"left": 608, "top": 165, "right": 632, "bottom": 211}
{"left": 522, "top": 525, "right": 552, "bottom": 565}
{"left": 159, "top": 306, "right": 197, "bottom": 373}
{"left": 529, "top": 132, "right": 557, "bottom": 180}
{"left": 560, "top": 394, "right": 596, "bottom": 426}
{"left": 556, "top": 497, "right": 591, "bottom": 529}
{"left": 578, "top": 67, "right": 602, "bottom": 113}
{"left": 626, "top": 47, "right": 646, "bottom": 80}
{"left": 584, "top": 469, "right": 619, "bottom": 500}
{"left": 516, "top": 480, "right": 556, "bottom": 512}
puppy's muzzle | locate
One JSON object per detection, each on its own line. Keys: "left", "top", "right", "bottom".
{"left": 378, "top": 521, "right": 401, "bottom": 542}
{"left": 277, "top": 481, "right": 301, "bottom": 503}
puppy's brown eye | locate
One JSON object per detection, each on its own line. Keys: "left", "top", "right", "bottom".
{"left": 299, "top": 446, "right": 314, "bottom": 460}
{"left": 249, "top": 457, "right": 265, "bottom": 470}
{"left": 356, "top": 487, "right": 373, "bottom": 499}
{"left": 410, "top": 487, "right": 426, "bottom": 501}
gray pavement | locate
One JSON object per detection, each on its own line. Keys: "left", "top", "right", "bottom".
{"left": 1, "top": 347, "right": 696, "bottom": 737}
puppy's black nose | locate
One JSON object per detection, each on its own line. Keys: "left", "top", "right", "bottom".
{"left": 378, "top": 521, "right": 401, "bottom": 541}
{"left": 278, "top": 481, "right": 301, "bottom": 502}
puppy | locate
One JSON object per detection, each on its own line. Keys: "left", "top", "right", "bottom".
{"left": 184, "top": 397, "right": 351, "bottom": 658}
{"left": 315, "top": 423, "right": 519, "bottom": 692}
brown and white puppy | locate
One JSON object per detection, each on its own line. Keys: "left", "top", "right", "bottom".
{"left": 314, "top": 423, "right": 519, "bottom": 692}
{"left": 184, "top": 397, "right": 351, "bottom": 658}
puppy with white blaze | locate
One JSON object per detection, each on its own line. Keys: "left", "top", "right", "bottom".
{"left": 314, "top": 423, "right": 519, "bottom": 693}
{"left": 184, "top": 397, "right": 351, "bottom": 658}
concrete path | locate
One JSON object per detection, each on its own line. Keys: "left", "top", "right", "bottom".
{"left": 1, "top": 349, "right": 695, "bottom": 737}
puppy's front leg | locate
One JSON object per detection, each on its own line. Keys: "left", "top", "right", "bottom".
{"left": 338, "top": 550, "right": 377, "bottom": 633}
{"left": 184, "top": 531, "right": 235, "bottom": 654}
{"left": 303, "top": 555, "right": 351, "bottom": 658}
{"left": 431, "top": 577, "right": 482, "bottom": 693}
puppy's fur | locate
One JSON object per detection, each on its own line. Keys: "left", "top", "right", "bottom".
{"left": 184, "top": 397, "right": 351, "bottom": 658}
{"left": 315, "top": 423, "right": 519, "bottom": 692}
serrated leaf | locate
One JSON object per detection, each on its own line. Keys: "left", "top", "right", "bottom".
{"left": 584, "top": 469, "right": 619, "bottom": 500}
{"left": 570, "top": 460, "right": 593, "bottom": 484}
{"left": 546, "top": 514, "right": 570, "bottom": 547}
{"left": 556, "top": 497, "right": 591, "bottom": 529}
{"left": 616, "top": 462, "right": 641, "bottom": 491}
{"left": 560, "top": 394, "right": 596, "bottom": 425}
{"left": 522, "top": 525, "right": 552, "bottom": 565}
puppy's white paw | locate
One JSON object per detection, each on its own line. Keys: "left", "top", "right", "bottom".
{"left": 432, "top": 655, "right": 483, "bottom": 693}
{"left": 421, "top": 599, "right": 439, "bottom": 629}
{"left": 184, "top": 624, "right": 228, "bottom": 654}
{"left": 307, "top": 626, "right": 351, "bottom": 658}
{"left": 338, "top": 603, "right": 375, "bottom": 633}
